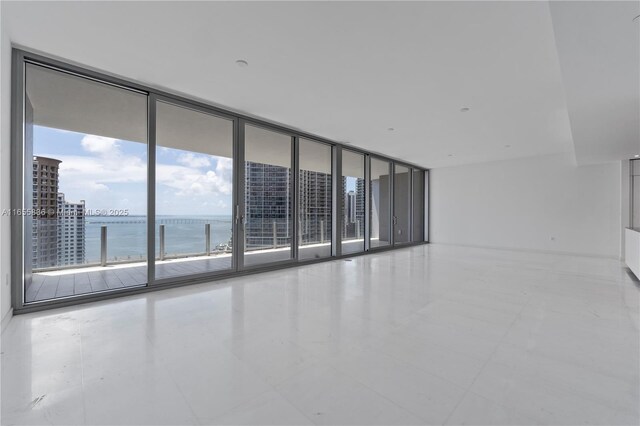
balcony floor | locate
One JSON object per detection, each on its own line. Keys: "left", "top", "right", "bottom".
{"left": 28, "top": 263, "right": 148, "bottom": 302}
{"left": 26, "top": 240, "right": 369, "bottom": 303}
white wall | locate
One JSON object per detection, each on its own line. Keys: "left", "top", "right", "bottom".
{"left": 1, "top": 8, "right": 13, "bottom": 329}
{"left": 430, "top": 153, "right": 621, "bottom": 259}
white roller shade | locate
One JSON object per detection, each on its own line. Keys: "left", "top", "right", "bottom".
{"left": 299, "top": 138, "right": 331, "bottom": 174}
{"left": 342, "top": 149, "right": 364, "bottom": 178}
{"left": 156, "top": 101, "right": 233, "bottom": 158}
{"left": 26, "top": 63, "right": 147, "bottom": 144}
{"left": 371, "top": 158, "right": 391, "bottom": 180}
{"left": 245, "top": 124, "right": 292, "bottom": 168}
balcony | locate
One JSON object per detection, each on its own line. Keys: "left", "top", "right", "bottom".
{"left": 26, "top": 241, "right": 358, "bottom": 302}
{"left": 26, "top": 221, "right": 358, "bottom": 303}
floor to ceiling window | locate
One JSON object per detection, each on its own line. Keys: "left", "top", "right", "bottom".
{"left": 370, "top": 157, "right": 391, "bottom": 249}
{"left": 393, "top": 164, "right": 411, "bottom": 244}
{"left": 243, "top": 124, "right": 294, "bottom": 267}
{"left": 341, "top": 150, "right": 366, "bottom": 255}
{"left": 14, "top": 51, "right": 428, "bottom": 310}
{"left": 23, "top": 63, "right": 148, "bottom": 303}
{"left": 632, "top": 160, "right": 640, "bottom": 229}
{"left": 298, "top": 139, "right": 333, "bottom": 260}
{"left": 155, "top": 100, "right": 235, "bottom": 280}
{"left": 412, "top": 169, "right": 425, "bottom": 242}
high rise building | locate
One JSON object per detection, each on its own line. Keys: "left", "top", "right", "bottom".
{"left": 244, "top": 161, "right": 292, "bottom": 249}
{"left": 32, "top": 156, "right": 61, "bottom": 269}
{"left": 57, "top": 193, "right": 86, "bottom": 266}
{"left": 298, "top": 169, "right": 331, "bottom": 245}
{"left": 32, "top": 156, "right": 86, "bottom": 269}
{"left": 341, "top": 176, "right": 365, "bottom": 238}
{"left": 244, "top": 162, "right": 333, "bottom": 249}
{"left": 346, "top": 191, "right": 356, "bottom": 223}
{"left": 356, "top": 178, "right": 365, "bottom": 225}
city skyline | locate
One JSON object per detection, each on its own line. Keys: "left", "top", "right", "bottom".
{"left": 30, "top": 155, "right": 362, "bottom": 268}
{"left": 34, "top": 126, "right": 233, "bottom": 216}
{"left": 34, "top": 126, "right": 366, "bottom": 219}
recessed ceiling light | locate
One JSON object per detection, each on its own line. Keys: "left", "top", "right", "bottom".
{"left": 236, "top": 59, "right": 249, "bottom": 67}
{"left": 635, "top": 154, "right": 639, "bottom": 158}
{"left": 460, "top": 107, "right": 470, "bottom": 112}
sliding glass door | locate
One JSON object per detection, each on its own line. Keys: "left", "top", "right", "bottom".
{"left": 412, "top": 169, "right": 425, "bottom": 242}
{"left": 23, "top": 63, "right": 148, "bottom": 303}
{"left": 341, "top": 150, "right": 366, "bottom": 255}
{"left": 242, "top": 124, "right": 294, "bottom": 267}
{"left": 154, "top": 99, "right": 235, "bottom": 280}
{"left": 393, "top": 164, "right": 411, "bottom": 245}
{"left": 370, "top": 158, "right": 392, "bottom": 249}
{"left": 298, "top": 139, "right": 333, "bottom": 260}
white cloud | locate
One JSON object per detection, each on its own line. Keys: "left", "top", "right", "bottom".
{"left": 176, "top": 153, "right": 211, "bottom": 168}
{"left": 40, "top": 134, "right": 147, "bottom": 211}
{"left": 39, "top": 151, "right": 148, "bottom": 214}
{"left": 42, "top": 133, "right": 233, "bottom": 215}
{"left": 81, "top": 135, "right": 120, "bottom": 155}
{"left": 156, "top": 160, "right": 232, "bottom": 197}
{"left": 82, "top": 182, "right": 110, "bottom": 192}
{"left": 56, "top": 153, "right": 147, "bottom": 185}
{"left": 216, "top": 157, "right": 232, "bottom": 175}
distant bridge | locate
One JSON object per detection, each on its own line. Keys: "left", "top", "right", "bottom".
{"left": 86, "top": 218, "right": 231, "bottom": 225}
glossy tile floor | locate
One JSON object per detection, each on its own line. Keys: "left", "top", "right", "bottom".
{"left": 2, "top": 244, "right": 639, "bottom": 425}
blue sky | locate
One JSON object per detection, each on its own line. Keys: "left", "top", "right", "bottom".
{"left": 345, "top": 176, "right": 357, "bottom": 192}
{"left": 34, "top": 126, "right": 233, "bottom": 216}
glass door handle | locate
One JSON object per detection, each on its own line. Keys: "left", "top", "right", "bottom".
{"left": 235, "top": 205, "right": 245, "bottom": 226}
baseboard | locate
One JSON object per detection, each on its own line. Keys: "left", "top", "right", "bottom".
{"left": 430, "top": 241, "right": 619, "bottom": 260}
{"left": 1, "top": 307, "right": 13, "bottom": 334}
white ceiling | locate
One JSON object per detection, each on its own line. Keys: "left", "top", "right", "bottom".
{"left": 2, "top": 1, "right": 638, "bottom": 169}
{"left": 550, "top": 1, "right": 639, "bottom": 165}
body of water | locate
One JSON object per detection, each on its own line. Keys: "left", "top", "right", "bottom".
{"left": 85, "top": 215, "right": 233, "bottom": 262}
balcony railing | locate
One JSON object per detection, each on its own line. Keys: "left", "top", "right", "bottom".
{"left": 32, "top": 220, "right": 334, "bottom": 273}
